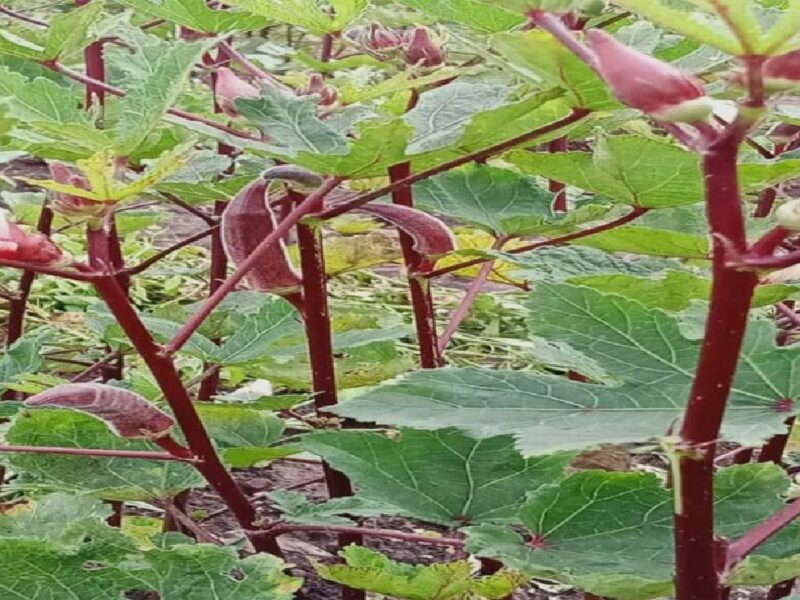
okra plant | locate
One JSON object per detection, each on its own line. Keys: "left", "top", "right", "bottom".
{"left": 4, "top": 1, "right": 800, "bottom": 599}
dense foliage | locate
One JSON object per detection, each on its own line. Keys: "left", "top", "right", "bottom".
{"left": 4, "top": 1, "right": 800, "bottom": 599}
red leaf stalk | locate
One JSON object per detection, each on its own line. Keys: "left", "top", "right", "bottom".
{"left": 87, "top": 227, "right": 281, "bottom": 556}
{"left": 389, "top": 162, "right": 443, "bottom": 368}
{"left": 675, "top": 134, "right": 758, "bottom": 600}
{"left": 293, "top": 191, "right": 363, "bottom": 600}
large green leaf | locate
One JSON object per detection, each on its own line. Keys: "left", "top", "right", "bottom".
{"left": 0, "top": 334, "right": 45, "bottom": 393}
{"left": 214, "top": 297, "right": 304, "bottom": 365}
{"left": 404, "top": 80, "right": 514, "bottom": 154}
{"left": 6, "top": 410, "right": 203, "bottom": 501}
{"left": 335, "top": 284, "right": 798, "bottom": 455}
{"left": 109, "top": 32, "right": 209, "bottom": 154}
{"left": 317, "top": 546, "right": 526, "bottom": 600}
{"left": 0, "top": 494, "right": 300, "bottom": 599}
{"left": 300, "top": 429, "right": 573, "bottom": 526}
{"left": 42, "top": 1, "right": 104, "bottom": 60}
{"left": 412, "top": 164, "right": 555, "bottom": 237}
{"left": 223, "top": 0, "right": 366, "bottom": 34}
{"left": 493, "top": 30, "right": 618, "bottom": 110}
{"left": 395, "top": 0, "right": 524, "bottom": 31}
{"left": 508, "top": 134, "right": 704, "bottom": 208}
{"left": 467, "top": 464, "right": 800, "bottom": 599}
{"left": 237, "top": 87, "right": 350, "bottom": 157}
{"left": 611, "top": 0, "right": 744, "bottom": 54}
{"left": 115, "top": 0, "right": 269, "bottom": 32}
{"left": 196, "top": 404, "right": 286, "bottom": 467}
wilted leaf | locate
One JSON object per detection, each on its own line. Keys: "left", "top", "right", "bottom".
{"left": 25, "top": 383, "right": 175, "bottom": 439}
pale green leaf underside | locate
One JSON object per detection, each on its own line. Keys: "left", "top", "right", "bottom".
{"left": 336, "top": 284, "right": 798, "bottom": 455}
{"left": 6, "top": 410, "right": 203, "bottom": 501}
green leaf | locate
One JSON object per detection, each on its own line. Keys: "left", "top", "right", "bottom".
{"left": 467, "top": 464, "right": 800, "bottom": 599}
{"left": 412, "top": 164, "right": 555, "bottom": 237}
{"left": 0, "top": 494, "right": 301, "bottom": 599}
{"left": 574, "top": 224, "right": 710, "bottom": 258}
{"left": 196, "top": 403, "right": 286, "bottom": 467}
{"left": 238, "top": 87, "right": 350, "bottom": 156}
{"left": 508, "top": 134, "right": 705, "bottom": 208}
{"left": 573, "top": 270, "right": 798, "bottom": 311}
{"left": 761, "top": 1, "right": 800, "bottom": 53}
{"left": 223, "top": 0, "right": 364, "bottom": 34}
{"left": 115, "top": 0, "right": 269, "bottom": 32}
{"left": 6, "top": 410, "right": 203, "bottom": 501}
{"left": 269, "top": 490, "right": 391, "bottom": 525}
{"left": 317, "top": 546, "right": 527, "bottom": 600}
{"left": 493, "top": 30, "right": 618, "bottom": 110}
{"left": 396, "top": 0, "right": 524, "bottom": 31}
{"left": 111, "top": 35, "right": 209, "bottom": 154}
{"left": 0, "top": 29, "right": 45, "bottom": 61}
{"left": 299, "top": 429, "right": 573, "bottom": 525}
{"left": 42, "top": 1, "right": 104, "bottom": 61}
{"left": 0, "top": 334, "right": 45, "bottom": 393}
{"left": 336, "top": 284, "right": 799, "bottom": 455}
{"left": 214, "top": 297, "right": 304, "bottom": 365}
{"left": 611, "top": 0, "right": 744, "bottom": 54}
{"left": 405, "top": 81, "right": 514, "bottom": 155}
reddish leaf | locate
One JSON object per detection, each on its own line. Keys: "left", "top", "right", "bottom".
{"left": 25, "top": 383, "right": 175, "bottom": 439}
{"left": 48, "top": 162, "right": 109, "bottom": 218}
{"left": 359, "top": 203, "right": 456, "bottom": 257}
{"left": 215, "top": 67, "right": 260, "bottom": 117}
{"left": 221, "top": 178, "right": 302, "bottom": 293}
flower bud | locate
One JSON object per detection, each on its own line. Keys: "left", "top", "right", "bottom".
{"left": 360, "top": 22, "right": 403, "bottom": 51}
{"left": 214, "top": 67, "right": 261, "bottom": 117}
{"left": 48, "top": 162, "right": 109, "bottom": 219}
{"left": 777, "top": 199, "right": 800, "bottom": 232}
{"left": 0, "top": 215, "right": 63, "bottom": 265}
{"left": 762, "top": 50, "right": 800, "bottom": 92}
{"left": 297, "top": 73, "right": 338, "bottom": 107}
{"left": 404, "top": 27, "right": 446, "bottom": 68}
{"left": 586, "top": 29, "right": 713, "bottom": 123}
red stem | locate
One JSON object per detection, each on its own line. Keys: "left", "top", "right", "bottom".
{"left": 0, "top": 5, "right": 48, "bottom": 27}
{"left": 6, "top": 203, "right": 53, "bottom": 346}
{"left": 317, "top": 110, "right": 591, "bottom": 221}
{"left": 389, "top": 162, "right": 443, "bottom": 368}
{"left": 0, "top": 258, "right": 100, "bottom": 281}
{"left": 437, "top": 239, "right": 506, "bottom": 354}
{"left": 675, "top": 134, "right": 758, "bottom": 600}
{"left": 548, "top": 137, "right": 568, "bottom": 212}
{"left": 0, "top": 444, "right": 198, "bottom": 462}
{"left": 197, "top": 203, "right": 228, "bottom": 401}
{"left": 162, "top": 193, "right": 217, "bottom": 225}
{"left": 123, "top": 226, "right": 218, "bottom": 276}
{"left": 426, "top": 207, "right": 649, "bottom": 279}
{"left": 293, "top": 192, "right": 363, "bottom": 600}
{"left": 164, "top": 177, "right": 342, "bottom": 355}
{"left": 726, "top": 497, "right": 800, "bottom": 570}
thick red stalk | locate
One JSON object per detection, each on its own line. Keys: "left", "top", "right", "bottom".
{"left": 5, "top": 203, "right": 53, "bottom": 346}
{"left": 675, "top": 135, "right": 758, "bottom": 600}
{"left": 165, "top": 177, "right": 342, "bottom": 355}
{"left": 318, "top": 110, "right": 591, "bottom": 221}
{"left": 389, "top": 162, "right": 443, "bottom": 368}
{"left": 426, "top": 207, "right": 648, "bottom": 279}
{"left": 548, "top": 137, "right": 569, "bottom": 212}
{"left": 294, "top": 193, "right": 363, "bottom": 600}
{"left": 87, "top": 227, "right": 280, "bottom": 556}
